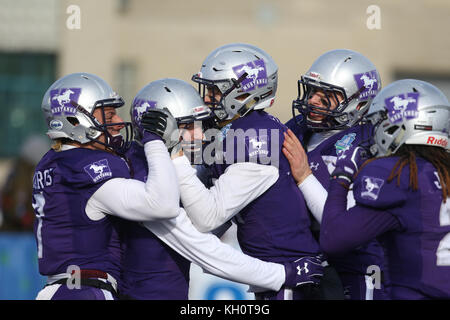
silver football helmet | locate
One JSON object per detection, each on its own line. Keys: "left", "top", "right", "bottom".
{"left": 192, "top": 43, "right": 278, "bottom": 121}
{"left": 131, "top": 78, "right": 211, "bottom": 149}
{"left": 366, "top": 79, "right": 450, "bottom": 156}
{"left": 41, "top": 72, "right": 132, "bottom": 153}
{"left": 292, "top": 49, "right": 381, "bottom": 130}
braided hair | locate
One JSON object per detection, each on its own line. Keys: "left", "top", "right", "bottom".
{"left": 387, "top": 145, "right": 449, "bottom": 201}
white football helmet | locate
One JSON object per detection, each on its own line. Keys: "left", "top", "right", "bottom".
{"left": 292, "top": 49, "right": 381, "bottom": 130}
{"left": 366, "top": 79, "right": 450, "bottom": 156}
{"left": 192, "top": 43, "right": 278, "bottom": 121}
{"left": 41, "top": 73, "right": 133, "bottom": 153}
{"left": 131, "top": 78, "right": 211, "bottom": 149}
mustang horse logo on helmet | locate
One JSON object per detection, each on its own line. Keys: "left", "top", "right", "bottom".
{"left": 50, "top": 88, "right": 82, "bottom": 116}
{"left": 232, "top": 59, "right": 268, "bottom": 92}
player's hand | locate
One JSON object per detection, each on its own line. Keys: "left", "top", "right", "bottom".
{"left": 331, "top": 146, "right": 368, "bottom": 185}
{"left": 284, "top": 255, "right": 324, "bottom": 288}
{"left": 140, "top": 109, "right": 169, "bottom": 144}
{"left": 282, "top": 129, "right": 312, "bottom": 185}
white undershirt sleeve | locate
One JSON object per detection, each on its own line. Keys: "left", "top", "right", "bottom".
{"left": 86, "top": 140, "right": 180, "bottom": 221}
{"left": 143, "top": 209, "right": 285, "bottom": 292}
{"left": 298, "top": 174, "right": 328, "bottom": 223}
{"left": 172, "top": 156, "right": 279, "bottom": 232}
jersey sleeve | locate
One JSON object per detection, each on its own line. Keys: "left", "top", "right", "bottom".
{"left": 353, "top": 162, "right": 407, "bottom": 209}
{"left": 86, "top": 140, "right": 180, "bottom": 221}
{"left": 320, "top": 179, "right": 401, "bottom": 256}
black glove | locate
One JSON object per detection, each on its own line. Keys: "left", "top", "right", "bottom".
{"left": 331, "top": 146, "right": 368, "bottom": 185}
{"left": 284, "top": 255, "right": 324, "bottom": 288}
{"left": 140, "top": 110, "right": 168, "bottom": 144}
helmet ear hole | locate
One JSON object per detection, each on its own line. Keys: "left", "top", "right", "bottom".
{"left": 67, "top": 117, "right": 79, "bottom": 126}
{"left": 386, "top": 125, "right": 399, "bottom": 135}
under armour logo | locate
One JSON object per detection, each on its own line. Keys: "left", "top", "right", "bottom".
{"left": 297, "top": 262, "right": 309, "bottom": 275}
{"left": 310, "top": 162, "right": 319, "bottom": 171}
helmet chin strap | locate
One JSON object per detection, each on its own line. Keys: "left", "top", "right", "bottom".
{"left": 216, "top": 114, "right": 241, "bottom": 129}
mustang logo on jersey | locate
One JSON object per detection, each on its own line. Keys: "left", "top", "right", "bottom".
{"left": 50, "top": 88, "right": 82, "bottom": 116}
{"left": 361, "top": 176, "right": 384, "bottom": 200}
{"left": 84, "top": 159, "right": 112, "bottom": 183}
{"left": 248, "top": 135, "right": 269, "bottom": 157}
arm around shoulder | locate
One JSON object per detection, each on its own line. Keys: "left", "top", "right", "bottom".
{"left": 173, "top": 157, "right": 279, "bottom": 232}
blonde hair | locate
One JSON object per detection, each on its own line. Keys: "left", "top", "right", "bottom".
{"left": 51, "top": 139, "right": 64, "bottom": 152}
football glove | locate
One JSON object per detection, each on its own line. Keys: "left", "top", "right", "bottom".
{"left": 284, "top": 255, "right": 324, "bottom": 288}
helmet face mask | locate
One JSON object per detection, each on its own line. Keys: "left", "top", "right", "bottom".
{"left": 192, "top": 43, "right": 278, "bottom": 122}
{"left": 42, "top": 73, "right": 133, "bottom": 154}
{"left": 293, "top": 76, "right": 352, "bottom": 130}
{"left": 365, "top": 79, "right": 450, "bottom": 156}
{"left": 292, "top": 49, "right": 381, "bottom": 131}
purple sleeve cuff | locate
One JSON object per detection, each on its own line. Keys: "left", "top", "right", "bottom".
{"left": 320, "top": 180, "right": 400, "bottom": 256}
{"left": 141, "top": 131, "right": 163, "bottom": 144}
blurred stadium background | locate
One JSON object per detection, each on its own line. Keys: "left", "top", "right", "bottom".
{"left": 1, "top": 0, "right": 449, "bottom": 299}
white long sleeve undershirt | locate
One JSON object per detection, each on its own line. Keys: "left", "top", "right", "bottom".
{"left": 298, "top": 174, "right": 328, "bottom": 223}
{"left": 172, "top": 155, "right": 279, "bottom": 233}
{"left": 143, "top": 208, "right": 285, "bottom": 292}
{"left": 85, "top": 140, "right": 180, "bottom": 221}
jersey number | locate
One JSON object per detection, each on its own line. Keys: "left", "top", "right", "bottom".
{"left": 32, "top": 192, "right": 45, "bottom": 259}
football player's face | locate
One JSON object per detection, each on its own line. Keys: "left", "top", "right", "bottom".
{"left": 178, "top": 122, "right": 203, "bottom": 142}
{"left": 204, "top": 86, "right": 222, "bottom": 105}
{"left": 93, "top": 107, "right": 125, "bottom": 145}
{"left": 307, "top": 89, "right": 344, "bottom": 122}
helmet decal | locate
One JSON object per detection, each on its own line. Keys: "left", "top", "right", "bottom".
{"left": 232, "top": 59, "right": 268, "bottom": 92}
{"left": 384, "top": 92, "right": 420, "bottom": 124}
{"left": 353, "top": 70, "right": 379, "bottom": 100}
{"left": 49, "top": 88, "right": 81, "bottom": 116}
{"left": 132, "top": 99, "right": 157, "bottom": 125}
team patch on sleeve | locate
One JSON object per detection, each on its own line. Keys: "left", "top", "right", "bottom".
{"left": 360, "top": 176, "right": 384, "bottom": 200}
{"left": 353, "top": 162, "right": 407, "bottom": 209}
{"left": 84, "top": 159, "right": 113, "bottom": 183}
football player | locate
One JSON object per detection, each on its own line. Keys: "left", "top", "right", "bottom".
{"left": 170, "top": 43, "right": 325, "bottom": 300}
{"left": 283, "top": 49, "right": 389, "bottom": 299}
{"left": 320, "top": 79, "right": 450, "bottom": 299}
{"left": 119, "top": 78, "right": 323, "bottom": 299}
{"left": 32, "top": 73, "right": 180, "bottom": 300}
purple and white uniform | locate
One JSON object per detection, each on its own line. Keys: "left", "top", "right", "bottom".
{"left": 175, "top": 110, "right": 321, "bottom": 300}
{"left": 119, "top": 141, "right": 287, "bottom": 299}
{"left": 33, "top": 140, "right": 180, "bottom": 300}
{"left": 321, "top": 156, "right": 450, "bottom": 299}
{"left": 285, "top": 117, "right": 389, "bottom": 300}
{"left": 120, "top": 142, "right": 190, "bottom": 299}
{"left": 32, "top": 148, "right": 130, "bottom": 300}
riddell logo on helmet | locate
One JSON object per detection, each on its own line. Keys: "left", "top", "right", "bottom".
{"left": 426, "top": 136, "right": 448, "bottom": 147}
{"left": 308, "top": 72, "right": 321, "bottom": 79}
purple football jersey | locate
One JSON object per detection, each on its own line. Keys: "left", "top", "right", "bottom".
{"left": 210, "top": 110, "right": 321, "bottom": 263}
{"left": 32, "top": 148, "right": 131, "bottom": 280}
{"left": 352, "top": 157, "right": 450, "bottom": 299}
{"left": 285, "top": 118, "right": 388, "bottom": 299}
{"left": 119, "top": 142, "right": 190, "bottom": 299}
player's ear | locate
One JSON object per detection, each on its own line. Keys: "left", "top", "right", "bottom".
{"left": 356, "top": 101, "right": 369, "bottom": 111}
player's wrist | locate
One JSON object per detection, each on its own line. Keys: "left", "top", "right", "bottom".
{"left": 295, "top": 169, "right": 313, "bottom": 186}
